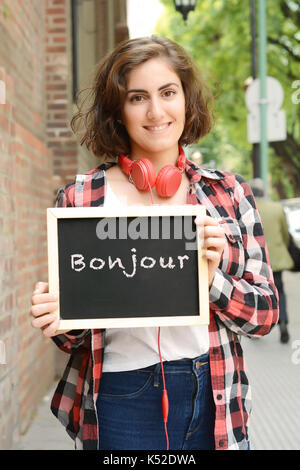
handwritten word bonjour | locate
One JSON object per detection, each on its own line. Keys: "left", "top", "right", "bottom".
{"left": 71, "top": 249, "right": 190, "bottom": 278}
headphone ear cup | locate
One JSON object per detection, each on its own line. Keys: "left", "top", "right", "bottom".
{"left": 130, "top": 158, "right": 157, "bottom": 191}
{"left": 156, "top": 166, "right": 182, "bottom": 198}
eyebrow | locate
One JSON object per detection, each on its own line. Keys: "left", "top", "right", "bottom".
{"left": 126, "top": 82, "right": 180, "bottom": 94}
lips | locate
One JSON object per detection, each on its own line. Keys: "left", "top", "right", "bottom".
{"left": 143, "top": 122, "right": 171, "bottom": 133}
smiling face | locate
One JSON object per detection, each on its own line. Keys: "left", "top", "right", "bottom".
{"left": 121, "top": 58, "right": 186, "bottom": 161}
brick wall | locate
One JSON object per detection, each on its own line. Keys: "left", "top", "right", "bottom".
{"left": 0, "top": 66, "right": 19, "bottom": 449}
{"left": 0, "top": 1, "right": 55, "bottom": 449}
{"left": 46, "top": 0, "right": 78, "bottom": 190}
{"left": 0, "top": 0, "right": 128, "bottom": 449}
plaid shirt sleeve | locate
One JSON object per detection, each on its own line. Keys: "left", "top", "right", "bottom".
{"left": 189, "top": 169, "right": 279, "bottom": 450}
{"left": 209, "top": 173, "right": 279, "bottom": 337}
{"left": 52, "top": 183, "right": 92, "bottom": 354}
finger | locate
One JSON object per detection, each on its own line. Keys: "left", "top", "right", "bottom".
{"left": 203, "top": 237, "right": 226, "bottom": 250}
{"left": 31, "top": 312, "right": 58, "bottom": 329}
{"left": 30, "top": 301, "right": 58, "bottom": 318}
{"left": 202, "top": 248, "right": 222, "bottom": 261}
{"left": 32, "top": 293, "right": 57, "bottom": 306}
{"left": 195, "top": 215, "right": 218, "bottom": 226}
{"left": 194, "top": 215, "right": 204, "bottom": 225}
{"left": 33, "top": 281, "right": 49, "bottom": 295}
{"left": 204, "top": 225, "right": 225, "bottom": 238}
{"left": 203, "top": 215, "right": 219, "bottom": 226}
{"left": 42, "top": 317, "right": 60, "bottom": 338}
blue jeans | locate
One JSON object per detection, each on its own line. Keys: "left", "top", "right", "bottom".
{"left": 96, "top": 353, "right": 216, "bottom": 450}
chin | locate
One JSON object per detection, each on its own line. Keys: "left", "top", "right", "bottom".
{"left": 145, "top": 137, "right": 181, "bottom": 154}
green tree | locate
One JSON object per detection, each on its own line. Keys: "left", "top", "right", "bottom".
{"left": 155, "top": 0, "right": 300, "bottom": 197}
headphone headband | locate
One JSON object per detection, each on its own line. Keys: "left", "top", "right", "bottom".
{"left": 118, "top": 146, "right": 186, "bottom": 198}
{"left": 118, "top": 146, "right": 186, "bottom": 174}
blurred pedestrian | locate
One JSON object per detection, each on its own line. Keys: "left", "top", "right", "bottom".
{"left": 249, "top": 178, "right": 294, "bottom": 343}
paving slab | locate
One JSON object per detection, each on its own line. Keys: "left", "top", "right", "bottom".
{"left": 13, "top": 382, "right": 74, "bottom": 450}
{"left": 242, "top": 270, "right": 300, "bottom": 450}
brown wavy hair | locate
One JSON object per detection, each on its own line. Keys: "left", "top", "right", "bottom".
{"left": 71, "top": 36, "right": 215, "bottom": 159}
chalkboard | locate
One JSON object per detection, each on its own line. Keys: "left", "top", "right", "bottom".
{"left": 47, "top": 205, "right": 209, "bottom": 331}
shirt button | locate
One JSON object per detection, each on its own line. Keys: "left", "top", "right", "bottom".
{"left": 219, "top": 440, "right": 225, "bottom": 447}
{"left": 213, "top": 348, "right": 219, "bottom": 354}
{"left": 217, "top": 394, "right": 222, "bottom": 400}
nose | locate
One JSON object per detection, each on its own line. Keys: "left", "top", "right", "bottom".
{"left": 146, "top": 97, "right": 164, "bottom": 121}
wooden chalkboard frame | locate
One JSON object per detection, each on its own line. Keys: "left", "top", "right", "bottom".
{"left": 47, "top": 205, "right": 209, "bottom": 331}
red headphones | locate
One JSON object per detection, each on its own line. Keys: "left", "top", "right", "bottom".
{"left": 118, "top": 146, "right": 186, "bottom": 198}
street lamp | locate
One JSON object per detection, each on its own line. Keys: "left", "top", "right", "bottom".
{"left": 174, "top": 0, "right": 197, "bottom": 23}
{"left": 250, "top": 0, "right": 260, "bottom": 178}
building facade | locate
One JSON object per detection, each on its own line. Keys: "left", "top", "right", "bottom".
{"left": 0, "top": 0, "right": 128, "bottom": 449}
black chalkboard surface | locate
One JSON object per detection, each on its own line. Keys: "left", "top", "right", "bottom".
{"left": 47, "top": 205, "right": 209, "bottom": 330}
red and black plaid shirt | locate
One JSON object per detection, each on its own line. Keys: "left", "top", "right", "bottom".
{"left": 51, "top": 159, "right": 278, "bottom": 450}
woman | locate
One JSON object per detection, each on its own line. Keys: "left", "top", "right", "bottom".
{"left": 30, "top": 36, "right": 278, "bottom": 451}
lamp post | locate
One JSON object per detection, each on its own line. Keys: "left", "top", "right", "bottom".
{"left": 250, "top": 0, "right": 260, "bottom": 179}
{"left": 174, "top": 0, "right": 197, "bottom": 23}
{"left": 258, "top": 0, "right": 268, "bottom": 195}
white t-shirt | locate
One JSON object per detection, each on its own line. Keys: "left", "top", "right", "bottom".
{"left": 102, "top": 181, "right": 209, "bottom": 372}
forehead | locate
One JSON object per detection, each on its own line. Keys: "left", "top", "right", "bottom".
{"left": 126, "top": 58, "right": 181, "bottom": 89}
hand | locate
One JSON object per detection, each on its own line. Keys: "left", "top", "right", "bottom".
{"left": 30, "top": 282, "right": 61, "bottom": 337}
{"left": 195, "top": 215, "right": 226, "bottom": 286}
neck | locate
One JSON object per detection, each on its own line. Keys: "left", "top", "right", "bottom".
{"left": 130, "top": 145, "right": 180, "bottom": 172}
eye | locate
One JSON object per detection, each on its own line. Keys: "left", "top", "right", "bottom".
{"left": 162, "top": 89, "right": 176, "bottom": 98}
{"left": 129, "top": 94, "right": 146, "bottom": 103}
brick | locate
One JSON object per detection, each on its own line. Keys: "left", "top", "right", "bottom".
{"left": 52, "top": 17, "right": 66, "bottom": 24}
{"left": 0, "top": 316, "right": 12, "bottom": 336}
{"left": 46, "top": 46, "right": 67, "bottom": 53}
{"left": 53, "top": 36, "right": 66, "bottom": 43}
{"left": 46, "top": 8, "right": 65, "bottom": 15}
{"left": 46, "top": 27, "right": 66, "bottom": 34}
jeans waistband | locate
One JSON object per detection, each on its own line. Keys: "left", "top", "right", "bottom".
{"left": 138, "top": 352, "right": 209, "bottom": 376}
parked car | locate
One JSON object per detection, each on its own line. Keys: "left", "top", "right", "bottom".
{"left": 281, "top": 198, "right": 300, "bottom": 270}
{"left": 281, "top": 198, "right": 300, "bottom": 248}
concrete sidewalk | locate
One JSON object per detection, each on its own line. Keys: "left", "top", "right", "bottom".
{"left": 242, "top": 270, "right": 300, "bottom": 450}
{"left": 13, "top": 271, "right": 300, "bottom": 451}
{"left": 13, "top": 381, "right": 74, "bottom": 450}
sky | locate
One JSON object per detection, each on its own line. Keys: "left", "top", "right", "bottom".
{"left": 127, "top": 0, "right": 165, "bottom": 38}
